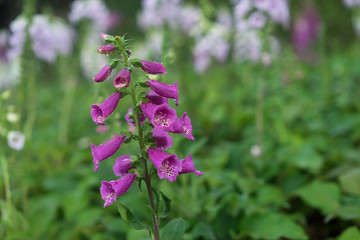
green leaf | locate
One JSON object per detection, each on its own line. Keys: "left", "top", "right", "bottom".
{"left": 339, "top": 169, "right": 360, "bottom": 196}
{"left": 161, "top": 218, "right": 188, "bottom": 240}
{"left": 338, "top": 226, "right": 360, "bottom": 240}
{"left": 241, "top": 213, "right": 308, "bottom": 240}
{"left": 289, "top": 145, "right": 323, "bottom": 174}
{"left": 296, "top": 181, "right": 340, "bottom": 214}
{"left": 336, "top": 205, "right": 360, "bottom": 220}
{"left": 158, "top": 191, "right": 172, "bottom": 218}
{"left": 117, "top": 203, "right": 149, "bottom": 230}
{"left": 192, "top": 222, "right": 216, "bottom": 240}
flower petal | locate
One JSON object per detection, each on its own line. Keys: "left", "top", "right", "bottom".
{"left": 141, "top": 60, "right": 166, "bottom": 75}
{"left": 147, "top": 80, "right": 179, "bottom": 106}
{"left": 90, "top": 92, "right": 121, "bottom": 125}
{"left": 91, "top": 135, "right": 126, "bottom": 172}
{"left": 113, "top": 155, "right": 132, "bottom": 176}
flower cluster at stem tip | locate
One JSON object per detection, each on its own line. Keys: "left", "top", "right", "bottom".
{"left": 90, "top": 33, "right": 203, "bottom": 207}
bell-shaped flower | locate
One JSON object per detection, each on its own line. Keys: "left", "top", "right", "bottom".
{"left": 152, "top": 104, "right": 177, "bottom": 132}
{"left": 147, "top": 80, "right": 179, "bottom": 106}
{"left": 170, "top": 112, "right": 194, "bottom": 140}
{"left": 97, "top": 44, "right": 116, "bottom": 54}
{"left": 91, "top": 92, "right": 121, "bottom": 125}
{"left": 140, "top": 102, "right": 157, "bottom": 120}
{"left": 125, "top": 107, "right": 145, "bottom": 127}
{"left": 113, "top": 155, "right": 133, "bottom": 177}
{"left": 94, "top": 65, "right": 112, "bottom": 82}
{"left": 91, "top": 135, "right": 126, "bottom": 172}
{"left": 141, "top": 60, "right": 166, "bottom": 75}
{"left": 114, "top": 68, "right": 131, "bottom": 88}
{"left": 180, "top": 153, "right": 203, "bottom": 176}
{"left": 152, "top": 129, "right": 173, "bottom": 150}
{"left": 100, "top": 173, "right": 136, "bottom": 207}
{"left": 146, "top": 90, "right": 168, "bottom": 105}
{"left": 148, "top": 148, "right": 182, "bottom": 182}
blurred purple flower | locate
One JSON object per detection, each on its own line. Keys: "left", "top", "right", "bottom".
{"left": 292, "top": 4, "right": 321, "bottom": 61}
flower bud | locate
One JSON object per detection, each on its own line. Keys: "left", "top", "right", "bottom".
{"left": 141, "top": 60, "right": 166, "bottom": 75}
{"left": 99, "top": 33, "right": 111, "bottom": 41}
{"left": 94, "top": 65, "right": 112, "bottom": 82}
{"left": 97, "top": 44, "right": 116, "bottom": 54}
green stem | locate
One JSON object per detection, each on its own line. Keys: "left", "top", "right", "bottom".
{"left": 130, "top": 80, "right": 160, "bottom": 240}
{"left": 255, "top": 73, "right": 264, "bottom": 150}
{"left": 120, "top": 37, "right": 159, "bottom": 239}
{"left": 1, "top": 153, "right": 13, "bottom": 229}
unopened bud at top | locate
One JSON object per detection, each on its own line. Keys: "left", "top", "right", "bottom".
{"left": 100, "top": 33, "right": 111, "bottom": 41}
{"left": 98, "top": 44, "right": 116, "bottom": 54}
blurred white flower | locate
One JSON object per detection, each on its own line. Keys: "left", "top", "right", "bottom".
{"left": 6, "top": 112, "right": 19, "bottom": 123}
{"left": 69, "top": 0, "right": 111, "bottom": 30}
{"left": 7, "top": 131, "right": 25, "bottom": 151}
{"left": 250, "top": 144, "right": 262, "bottom": 158}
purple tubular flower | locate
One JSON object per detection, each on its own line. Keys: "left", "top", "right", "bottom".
{"left": 152, "top": 129, "right": 173, "bottom": 150}
{"left": 141, "top": 60, "right": 166, "bottom": 75}
{"left": 94, "top": 65, "right": 112, "bottom": 82}
{"left": 140, "top": 102, "right": 157, "bottom": 120}
{"left": 180, "top": 154, "right": 203, "bottom": 176}
{"left": 170, "top": 112, "right": 194, "bottom": 140}
{"left": 147, "top": 80, "right": 179, "bottom": 106}
{"left": 148, "top": 148, "right": 182, "bottom": 182}
{"left": 91, "top": 135, "right": 126, "bottom": 172}
{"left": 91, "top": 92, "right": 122, "bottom": 125}
{"left": 114, "top": 68, "right": 131, "bottom": 88}
{"left": 97, "top": 44, "right": 116, "bottom": 54}
{"left": 146, "top": 90, "right": 168, "bottom": 105}
{"left": 152, "top": 104, "right": 177, "bottom": 132}
{"left": 113, "top": 155, "right": 133, "bottom": 176}
{"left": 125, "top": 107, "right": 145, "bottom": 127}
{"left": 100, "top": 173, "right": 136, "bottom": 207}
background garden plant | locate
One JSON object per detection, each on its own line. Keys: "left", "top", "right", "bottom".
{"left": 1, "top": 0, "right": 360, "bottom": 239}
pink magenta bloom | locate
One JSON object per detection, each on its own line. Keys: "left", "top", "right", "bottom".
{"left": 114, "top": 68, "right": 131, "bottom": 88}
{"left": 97, "top": 44, "right": 116, "bottom": 54}
{"left": 125, "top": 107, "right": 145, "bottom": 127}
{"left": 152, "top": 129, "right": 173, "bottom": 150}
{"left": 147, "top": 80, "right": 179, "bottom": 106}
{"left": 100, "top": 173, "right": 136, "bottom": 207}
{"left": 170, "top": 112, "right": 194, "bottom": 140}
{"left": 141, "top": 102, "right": 157, "bottom": 120}
{"left": 180, "top": 154, "right": 203, "bottom": 176}
{"left": 146, "top": 90, "right": 168, "bottom": 105}
{"left": 152, "top": 104, "right": 177, "bottom": 132}
{"left": 91, "top": 135, "right": 126, "bottom": 172}
{"left": 148, "top": 148, "right": 182, "bottom": 182}
{"left": 113, "top": 155, "right": 133, "bottom": 177}
{"left": 94, "top": 65, "right": 112, "bottom": 82}
{"left": 99, "top": 33, "right": 111, "bottom": 41}
{"left": 91, "top": 92, "right": 122, "bottom": 125}
{"left": 141, "top": 60, "right": 166, "bottom": 75}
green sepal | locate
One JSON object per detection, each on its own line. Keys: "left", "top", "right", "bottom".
{"left": 117, "top": 203, "right": 150, "bottom": 230}
{"left": 158, "top": 191, "right": 172, "bottom": 218}
{"left": 131, "top": 58, "right": 143, "bottom": 68}
{"left": 104, "top": 35, "right": 116, "bottom": 43}
{"left": 109, "top": 59, "right": 120, "bottom": 69}
{"left": 137, "top": 177, "right": 143, "bottom": 192}
{"left": 138, "top": 82, "right": 150, "bottom": 88}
